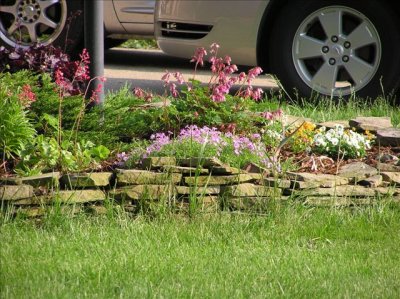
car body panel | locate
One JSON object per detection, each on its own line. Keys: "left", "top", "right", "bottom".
{"left": 111, "top": 0, "right": 155, "bottom": 36}
{"left": 155, "top": 0, "right": 269, "bottom": 66}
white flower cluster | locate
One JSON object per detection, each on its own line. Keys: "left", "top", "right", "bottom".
{"left": 313, "top": 125, "right": 372, "bottom": 158}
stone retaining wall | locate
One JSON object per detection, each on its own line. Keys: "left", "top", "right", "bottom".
{"left": 1, "top": 156, "right": 400, "bottom": 217}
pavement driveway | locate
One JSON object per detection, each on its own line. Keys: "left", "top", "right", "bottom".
{"left": 104, "top": 48, "right": 278, "bottom": 95}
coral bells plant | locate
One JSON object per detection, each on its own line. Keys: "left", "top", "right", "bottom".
{"left": 312, "top": 125, "right": 372, "bottom": 159}
{"left": 132, "top": 43, "right": 271, "bottom": 135}
{"left": 0, "top": 45, "right": 90, "bottom": 95}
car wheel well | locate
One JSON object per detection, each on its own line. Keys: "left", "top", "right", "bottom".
{"left": 257, "top": 0, "right": 291, "bottom": 72}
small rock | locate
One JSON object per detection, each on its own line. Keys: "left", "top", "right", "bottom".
{"left": 377, "top": 154, "right": 399, "bottom": 163}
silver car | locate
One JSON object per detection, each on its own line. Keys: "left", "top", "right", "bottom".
{"left": 0, "top": 0, "right": 155, "bottom": 52}
{"left": 155, "top": 0, "right": 400, "bottom": 99}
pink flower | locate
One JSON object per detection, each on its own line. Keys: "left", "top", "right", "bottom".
{"left": 224, "top": 64, "right": 238, "bottom": 75}
{"left": 261, "top": 111, "right": 274, "bottom": 120}
{"left": 18, "top": 84, "right": 36, "bottom": 107}
{"left": 237, "top": 72, "right": 246, "bottom": 82}
{"left": 161, "top": 70, "right": 172, "bottom": 85}
{"left": 251, "top": 88, "right": 264, "bottom": 101}
{"left": 134, "top": 87, "right": 145, "bottom": 98}
{"left": 247, "top": 66, "right": 263, "bottom": 83}
{"left": 174, "top": 72, "right": 185, "bottom": 84}
{"left": 190, "top": 47, "right": 207, "bottom": 67}
{"left": 169, "top": 82, "right": 179, "bottom": 98}
{"left": 243, "top": 86, "right": 253, "bottom": 98}
{"left": 210, "top": 43, "right": 220, "bottom": 55}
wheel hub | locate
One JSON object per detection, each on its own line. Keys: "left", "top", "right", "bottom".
{"left": 331, "top": 44, "right": 344, "bottom": 57}
{"left": 18, "top": 0, "right": 41, "bottom": 23}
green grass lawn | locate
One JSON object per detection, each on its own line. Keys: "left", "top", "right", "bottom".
{"left": 1, "top": 204, "right": 400, "bottom": 298}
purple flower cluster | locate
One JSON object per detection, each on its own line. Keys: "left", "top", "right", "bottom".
{"left": 178, "top": 125, "right": 226, "bottom": 148}
{"left": 143, "top": 132, "right": 172, "bottom": 158}
{"left": 227, "top": 133, "right": 264, "bottom": 156}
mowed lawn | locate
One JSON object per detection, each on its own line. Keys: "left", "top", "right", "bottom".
{"left": 1, "top": 204, "right": 400, "bottom": 298}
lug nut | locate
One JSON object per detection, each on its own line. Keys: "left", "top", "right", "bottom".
{"left": 342, "top": 55, "right": 349, "bottom": 62}
{"left": 329, "top": 58, "right": 336, "bottom": 65}
{"left": 322, "top": 46, "right": 329, "bottom": 53}
{"left": 344, "top": 41, "right": 351, "bottom": 49}
{"left": 331, "top": 36, "right": 339, "bottom": 43}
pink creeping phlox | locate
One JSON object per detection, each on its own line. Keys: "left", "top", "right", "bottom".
{"left": 143, "top": 132, "right": 172, "bottom": 158}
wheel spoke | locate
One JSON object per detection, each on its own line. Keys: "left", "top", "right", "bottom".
{"left": 39, "top": 0, "right": 60, "bottom": 10}
{"left": 0, "top": 3, "right": 18, "bottom": 15}
{"left": 344, "top": 56, "right": 375, "bottom": 85}
{"left": 311, "top": 63, "right": 338, "bottom": 92}
{"left": 347, "top": 22, "right": 376, "bottom": 49}
{"left": 26, "top": 23, "right": 38, "bottom": 42}
{"left": 38, "top": 15, "right": 57, "bottom": 29}
{"left": 7, "top": 21, "right": 20, "bottom": 35}
{"left": 318, "top": 9, "right": 342, "bottom": 39}
{"left": 295, "top": 34, "right": 325, "bottom": 59}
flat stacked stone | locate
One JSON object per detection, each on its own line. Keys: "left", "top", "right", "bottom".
{"left": 349, "top": 116, "right": 392, "bottom": 132}
{"left": 286, "top": 172, "right": 349, "bottom": 188}
{"left": 0, "top": 185, "right": 33, "bottom": 201}
{"left": 0, "top": 172, "right": 60, "bottom": 188}
{"left": 317, "top": 120, "right": 350, "bottom": 130}
{"left": 60, "top": 172, "right": 112, "bottom": 188}
{"left": 376, "top": 128, "right": 400, "bottom": 147}
{"left": 141, "top": 157, "right": 176, "bottom": 169}
{"left": 337, "top": 162, "right": 378, "bottom": 181}
{"left": 110, "top": 185, "right": 175, "bottom": 201}
{"left": 115, "top": 169, "right": 182, "bottom": 185}
{"left": 184, "top": 173, "right": 262, "bottom": 186}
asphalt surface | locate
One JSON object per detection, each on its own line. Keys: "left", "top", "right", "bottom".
{"left": 104, "top": 48, "right": 278, "bottom": 95}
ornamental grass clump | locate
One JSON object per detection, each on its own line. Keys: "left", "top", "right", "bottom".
{"left": 312, "top": 125, "right": 372, "bottom": 159}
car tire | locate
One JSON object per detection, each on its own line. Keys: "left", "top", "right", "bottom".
{"left": 267, "top": 0, "right": 400, "bottom": 101}
{"left": 0, "top": 0, "right": 84, "bottom": 57}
